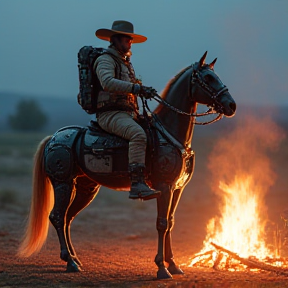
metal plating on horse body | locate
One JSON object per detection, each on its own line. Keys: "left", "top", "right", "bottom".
{"left": 44, "top": 127, "right": 81, "bottom": 181}
{"left": 44, "top": 118, "right": 193, "bottom": 191}
{"left": 18, "top": 52, "right": 236, "bottom": 280}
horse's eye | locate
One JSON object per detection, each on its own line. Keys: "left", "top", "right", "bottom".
{"left": 204, "top": 74, "right": 215, "bottom": 82}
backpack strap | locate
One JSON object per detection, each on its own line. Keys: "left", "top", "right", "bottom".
{"left": 93, "top": 52, "right": 122, "bottom": 79}
{"left": 107, "top": 53, "right": 122, "bottom": 79}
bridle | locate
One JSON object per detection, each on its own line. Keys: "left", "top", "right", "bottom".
{"left": 150, "top": 63, "right": 229, "bottom": 125}
{"left": 191, "top": 64, "right": 229, "bottom": 113}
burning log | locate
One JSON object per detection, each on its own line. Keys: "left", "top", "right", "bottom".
{"left": 189, "top": 250, "right": 214, "bottom": 267}
{"left": 212, "top": 252, "right": 224, "bottom": 270}
{"left": 211, "top": 242, "right": 288, "bottom": 276}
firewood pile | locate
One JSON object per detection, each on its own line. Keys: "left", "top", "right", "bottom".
{"left": 189, "top": 242, "right": 288, "bottom": 276}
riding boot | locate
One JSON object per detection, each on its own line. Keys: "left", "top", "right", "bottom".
{"left": 128, "top": 163, "right": 160, "bottom": 200}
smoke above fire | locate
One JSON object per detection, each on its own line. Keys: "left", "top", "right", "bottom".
{"left": 208, "top": 115, "right": 285, "bottom": 198}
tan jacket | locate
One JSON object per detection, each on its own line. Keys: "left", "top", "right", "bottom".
{"left": 94, "top": 47, "right": 138, "bottom": 112}
{"left": 96, "top": 47, "right": 134, "bottom": 91}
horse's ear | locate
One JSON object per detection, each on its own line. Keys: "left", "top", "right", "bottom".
{"left": 199, "top": 51, "right": 208, "bottom": 66}
{"left": 209, "top": 58, "right": 217, "bottom": 70}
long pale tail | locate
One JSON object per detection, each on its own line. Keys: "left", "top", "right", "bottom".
{"left": 18, "top": 135, "right": 54, "bottom": 257}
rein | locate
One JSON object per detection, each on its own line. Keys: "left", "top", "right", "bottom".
{"left": 152, "top": 94, "right": 223, "bottom": 125}
{"left": 150, "top": 64, "right": 228, "bottom": 125}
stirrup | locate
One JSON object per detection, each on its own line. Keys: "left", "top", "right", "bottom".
{"left": 129, "top": 185, "right": 160, "bottom": 201}
{"left": 139, "top": 190, "right": 160, "bottom": 201}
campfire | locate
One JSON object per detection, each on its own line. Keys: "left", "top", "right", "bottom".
{"left": 187, "top": 115, "right": 288, "bottom": 275}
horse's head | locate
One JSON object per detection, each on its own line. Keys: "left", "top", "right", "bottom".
{"left": 191, "top": 51, "right": 236, "bottom": 118}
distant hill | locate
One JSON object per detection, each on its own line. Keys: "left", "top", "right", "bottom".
{"left": 0, "top": 91, "right": 92, "bottom": 132}
{"left": 1, "top": 91, "right": 288, "bottom": 134}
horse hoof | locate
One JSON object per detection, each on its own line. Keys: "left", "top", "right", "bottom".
{"left": 157, "top": 267, "right": 173, "bottom": 279}
{"left": 168, "top": 264, "right": 184, "bottom": 275}
{"left": 66, "top": 259, "right": 82, "bottom": 272}
{"left": 72, "top": 256, "right": 83, "bottom": 267}
{"left": 60, "top": 249, "right": 69, "bottom": 262}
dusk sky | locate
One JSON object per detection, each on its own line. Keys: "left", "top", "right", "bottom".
{"left": 0, "top": 0, "right": 287, "bottom": 106}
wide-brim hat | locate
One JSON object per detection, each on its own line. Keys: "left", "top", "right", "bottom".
{"left": 95, "top": 20, "right": 147, "bottom": 44}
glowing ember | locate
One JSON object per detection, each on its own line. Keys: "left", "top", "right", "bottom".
{"left": 187, "top": 115, "right": 287, "bottom": 272}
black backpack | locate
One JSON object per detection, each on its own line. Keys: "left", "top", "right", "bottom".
{"left": 77, "top": 46, "right": 114, "bottom": 114}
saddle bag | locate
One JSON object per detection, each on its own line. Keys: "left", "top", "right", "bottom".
{"left": 82, "top": 125, "right": 129, "bottom": 174}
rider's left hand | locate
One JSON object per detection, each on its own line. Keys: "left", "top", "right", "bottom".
{"left": 140, "top": 85, "right": 158, "bottom": 99}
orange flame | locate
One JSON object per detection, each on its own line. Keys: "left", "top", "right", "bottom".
{"left": 202, "top": 175, "right": 272, "bottom": 259}
{"left": 189, "top": 114, "right": 285, "bottom": 267}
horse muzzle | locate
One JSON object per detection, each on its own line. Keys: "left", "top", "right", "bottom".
{"left": 219, "top": 91, "right": 236, "bottom": 118}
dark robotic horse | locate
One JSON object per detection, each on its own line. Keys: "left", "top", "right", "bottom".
{"left": 18, "top": 52, "right": 236, "bottom": 279}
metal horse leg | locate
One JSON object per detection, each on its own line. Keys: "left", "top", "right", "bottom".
{"left": 154, "top": 184, "right": 174, "bottom": 279}
{"left": 49, "top": 179, "right": 78, "bottom": 271}
{"left": 164, "top": 188, "right": 185, "bottom": 275}
{"left": 65, "top": 176, "right": 100, "bottom": 270}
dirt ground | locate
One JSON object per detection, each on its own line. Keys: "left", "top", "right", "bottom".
{"left": 1, "top": 123, "right": 288, "bottom": 288}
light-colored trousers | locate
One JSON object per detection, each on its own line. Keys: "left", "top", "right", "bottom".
{"left": 97, "top": 110, "right": 147, "bottom": 164}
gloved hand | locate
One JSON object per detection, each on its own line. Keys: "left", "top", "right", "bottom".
{"left": 140, "top": 85, "right": 158, "bottom": 99}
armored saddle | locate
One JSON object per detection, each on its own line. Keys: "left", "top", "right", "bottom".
{"left": 79, "top": 118, "right": 191, "bottom": 184}
{"left": 80, "top": 119, "right": 158, "bottom": 175}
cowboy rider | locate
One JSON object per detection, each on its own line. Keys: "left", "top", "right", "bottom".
{"left": 94, "top": 20, "right": 160, "bottom": 201}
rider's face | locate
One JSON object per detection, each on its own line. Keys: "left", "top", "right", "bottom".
{"left": 115, "top": 35, "right": 133, "bottom": 54}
